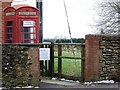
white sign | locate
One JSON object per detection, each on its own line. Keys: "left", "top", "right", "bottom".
{"left": 23, "top": 21, "right": 35, "bottom": 27}
{"left": 39, "top": 48, "right": 50, "bottom": 61}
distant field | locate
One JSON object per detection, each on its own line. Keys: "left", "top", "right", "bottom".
{"left": 54, "top": 45, "right": 82, "bottom": 78}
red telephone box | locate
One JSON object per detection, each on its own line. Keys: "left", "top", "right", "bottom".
{"left": 4, "top": 4, "right": 40, "bottom": 43}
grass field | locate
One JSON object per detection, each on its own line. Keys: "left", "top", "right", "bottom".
{"left": 54, "top": 58, "right": 81, "bottom": 77}
{"left": 54, "top": 46, "right": 82, "bottom": 78}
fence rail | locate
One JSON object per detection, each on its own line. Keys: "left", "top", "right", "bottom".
{"left": 54, "top": 56, "right": 82, "bottom": 59}
{"left": 54, "top": 43, "right": 85, "bottom": 82}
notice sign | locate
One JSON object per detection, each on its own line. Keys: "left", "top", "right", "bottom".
{"left": 23, "top": 21, "right": 35, "bottom": 27}
{"left": 39, "top": 48, "right": 50, "bottom": 61}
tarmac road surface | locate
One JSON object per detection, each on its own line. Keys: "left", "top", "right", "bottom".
{"left": 2, "top": 79, "right": 120, "bottom": 90}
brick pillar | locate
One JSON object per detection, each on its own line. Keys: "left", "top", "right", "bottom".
{"left": 0, "top": 2, "right": 2, "bottom": 43}
{"left": 84, "top": 35, "right": 102, "bottom": 81}
{"left": 28, "top": 46, "right": 40, "bottom": 83}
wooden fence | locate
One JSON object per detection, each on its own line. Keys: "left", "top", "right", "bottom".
{"left": 40, "top": 42, "right": 85, "bottom": 82}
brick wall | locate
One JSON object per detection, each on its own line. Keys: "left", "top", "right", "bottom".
{"left": 84, "top": 34, "right": 120, "bottom": 82}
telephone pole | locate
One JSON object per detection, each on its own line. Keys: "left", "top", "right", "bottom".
{"left": 36, "top": 0, "right": 43, "bottom": 43}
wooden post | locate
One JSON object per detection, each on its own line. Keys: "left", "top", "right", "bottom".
{"left": 44, "top": 45, "right": 48, "bottom": 77}
{"left": 49, "top": 42, "right": 54, "bottom": 78}
{"left": 58, "top": 44, "right": 62, "bottom": 79}
{"left": 40, "top": 44, "right": 44, "bottom": 77}
{"left": 81, "top": 44, "right": 85, "bottom": 82}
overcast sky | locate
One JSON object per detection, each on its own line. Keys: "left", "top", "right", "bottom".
{"left": 12, "top": 0, "right": 99, "bottom": 39}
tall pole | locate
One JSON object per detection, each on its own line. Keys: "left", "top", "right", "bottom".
{"left": 63, "top": 0, "right": 73, "bottom": 43}
{"left": 36, "top": 0, "right": 43, "bottom": 43}
{"left": 63, "top": 0, "right": 77, "bottom": 65}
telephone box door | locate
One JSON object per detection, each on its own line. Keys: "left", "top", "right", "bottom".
{"left": 19, "top": 20, "right": 39, "bottom": 43}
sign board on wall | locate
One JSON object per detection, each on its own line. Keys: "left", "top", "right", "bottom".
{"left": 23, "top": 21, "right": 35, "bottom": 27}
{"left": 39, "top": 48, "right": 50, "bottom": 61}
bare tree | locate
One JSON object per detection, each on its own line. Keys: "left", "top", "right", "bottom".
{"left": 95, "top": 0, "right": 120, "bottom": 34}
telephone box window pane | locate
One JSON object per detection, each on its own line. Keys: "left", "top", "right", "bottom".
{"left": 30, "top": 28, "right": 36, "bottom": 33}
{"left": 7, "top": 21, "right": 12, "bottom": 26}
{"left": 24, "top": 27, "right": 36, "bottom": 32}
{"left": 30, "top": 34, "right": 36, "bottom": 39}
{"left": 24, "top": 34, "right": 30, "bottom": 39}
{"left": 24, "top": 40, "right": 29, "bottom": 43}
{"left": 24, "top": 34, "right": 36, "bottom": 39}
{"left": 24, "top": 40, "right": 34, "bottom": 43}
{"left": 7, "top": 34, "right": 12, "bottom": 39}
{"left": 7, "top": 40, "right": 12, "bottom": 43}
{"left": 7, "top": 27, "right": 12, "bottom": 32}
{"left": 30, "top": 40, "right": 34, "bottom": 43}
{"left": 24, "top": 27, "right": 29, "bottom": 32}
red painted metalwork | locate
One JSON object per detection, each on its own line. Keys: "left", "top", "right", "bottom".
{"left": 4, "top": 4, "right": 40, "bottom": 43}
